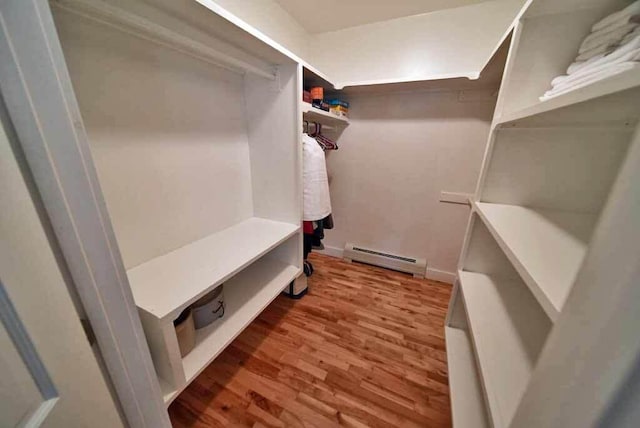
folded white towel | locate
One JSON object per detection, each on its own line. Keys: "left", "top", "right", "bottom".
{"left": 576, "top": 43, "right": 617, "bottom": 61}
{"left": 579, "top": 22, "right": 638, "bottom": 53}
{"left": 584, "top": 14, "right": 639, "bottom": 45}
{"left": 552, "top": 36, "right": 640, "bottom": 87}
{"left": 541, "top": 62, "right": 640, "bottom": 100}
{"left": 621, "top": 25, "right": 640, "bottom": 44}
{"left": 552, "top": 47, "right": 640, "bottom": 89}
{"left": 566, "top": 53, "right": 606, "bottom": 75}
{"left": 592, "top": 0, "right": 640, "bottom": 32}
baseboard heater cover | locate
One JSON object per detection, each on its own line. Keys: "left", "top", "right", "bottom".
{"left": 343, "top": 243, "right": 427, "bottom": 278}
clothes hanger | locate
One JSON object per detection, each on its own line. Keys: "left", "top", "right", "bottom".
{"left": 314, "top": 124, "right": 338, "bottom": 150}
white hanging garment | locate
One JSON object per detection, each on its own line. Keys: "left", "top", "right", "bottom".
{"left": 303, "top": 134, "right": 331, "bottom": 221}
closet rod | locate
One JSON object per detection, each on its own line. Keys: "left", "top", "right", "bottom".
{"left": 53, "top": 0, "right": 277, "bottom": 81}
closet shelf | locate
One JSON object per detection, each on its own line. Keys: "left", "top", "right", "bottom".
{"left": 162, "top": 257, "right": 300, "bottom": 404}
{"left": 473, "top": 202, "right": 597, "bottom": 321}
{"left": 54, "top": 0, "right": 277, "bottom": 80}
{"left": 127, "top": 218, "right": 299, "bottom": 321}
{"left": 496, "top": 68, "right": 640, "bottom": 126}
{"left": 445, "top": 326, "right": 489, "bottom": 428}
{"left": 459, "top": 271, "right": 551, "bottom": 428}
{"left": 302, "top": 102, "right": 349, "bottom": 126}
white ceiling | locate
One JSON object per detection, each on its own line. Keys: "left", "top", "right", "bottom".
{"left": 274, "top": 0, "right": 496, "bottom": 33}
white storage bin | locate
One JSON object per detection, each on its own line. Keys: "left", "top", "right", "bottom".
{"left": 192, "top": 285, "right": 224, "bottom": 329}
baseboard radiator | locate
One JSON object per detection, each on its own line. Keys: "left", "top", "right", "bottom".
{"left": 343, "top": 243, "right": 427, "bottom": 278}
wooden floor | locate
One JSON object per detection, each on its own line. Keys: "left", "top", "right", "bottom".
{"left": 169, "top": 253, "right": 453, "bottom": 427}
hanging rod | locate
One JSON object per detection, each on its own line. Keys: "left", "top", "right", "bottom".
{"left": 52, "top": 0, "right": 277, "bottom": 81}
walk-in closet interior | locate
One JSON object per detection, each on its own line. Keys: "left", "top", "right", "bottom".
{"left": 2, "top": 0, "right": 639, "bottom": 426}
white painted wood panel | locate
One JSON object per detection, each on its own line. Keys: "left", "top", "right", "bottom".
{"left": 0, "top": 87, "right": 122, "bottom": 426}
{"left": 474, "top": 202, "right": 597, "bottom": 320}
{"left": 245, "top": 63, "right": 302, "bottom": 225}
{"left": 482, "top": 128, "right": 632, "bottom": 213}
{"left": 127, "top": 218, "right": 299, "bottom": 321}
{"left": 498, "top": 8, "right": 606, "bottom": 116}
{"left": 302, "top": 102, "right": 350, "bottom": 126}
{"left": 445, "top": 326, "right": 490, "bottom": 428}
{"left": 53, "top": 0, "right": 277, "bottom": 80}
{"left": 459, "top": 271, "right": 551, "bottom": 427}
{"left": 163, "top": 256, "right": 300, "bottom": 403}
{"left": 183, "top": 258, "right": 299, "bottom": 381}
{"left": 463, "top": 213, "right": 521, "bottom": 279}
{"left": 198, "top": 0, "right": 527, "bottom": 88}
{"left": 510, "top": 123, "right": 640, "bottom": 428}
{"left": 55, "top": 8, "right": 256, "bottom": 269}
{"left": 498, "top": 68, "right": 640, "bottom": 125}
{"left": 309, "top": 0, "right": 527, "bottom": 88}
{"left": 454, "top": 2, "right": 640, "bottom": 426}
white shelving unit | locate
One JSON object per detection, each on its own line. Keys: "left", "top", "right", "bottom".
{"left": 459, "top": 271, "right": 551, "bottom": 427}
{"left": 163, "top": 257, "right": 300, "bottom": 403}
{"left": 128, "top": 218, "right": 299, "bottom": 320}
{"left": 446, "top": 0, "right": 640, "bottom": 427}
{"left": 473, "top": 202, "right": 596, "bottom": 320}
{"left": 302, "top": 101, "right": 350, "bottom": 126}
{"left": 497, "top": 66, "right": 640, "bottom": 125}
{"left": 51, "top": 0, "right": 303, "bottom": 410}
{"left": 445, "top": 326, "right": 489, "bottom": 428}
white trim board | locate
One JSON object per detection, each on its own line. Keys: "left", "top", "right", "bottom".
{"left": 313, "top": 245, "right": 344, "bottom": 259}
{"left": 426, "top": 268, "right": 457, "bottom": 285}
{"left": 0, "top": 1, "right": 169, "bottom": 425}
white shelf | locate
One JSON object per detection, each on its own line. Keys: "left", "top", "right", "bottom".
{"left": 127, "top": 217, "right": 299, "bottom": 320}
{"left": 497, "top": 67, "right": 640, "bottom": 126}
{"left": 445, "top": 326, "right": 489, "bottom": 428}
{"left": 474, "top": 202, "right": 597, "bottom": 321}
{"left": 54, "top": 0, "right": 277, "bottom": 80}
{"left": 302, "top": 102, "right": 349, "bottom": 126}
{"left": 164, "top": 257, "right": 299, "bottom": 404}
{"left": 459, "top": 271, "right": 551, "bottom": 428}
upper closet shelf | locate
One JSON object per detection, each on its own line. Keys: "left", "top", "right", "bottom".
{"left": 302, "top": 102, "right": 349, "bottom": 126}
{"left": 54, "top": 0, "right": 277, "bottom": 80}
{"left": 127, "top": 218, "right": 299, "bottom": 321}
{"left": 473, "top": 202, "right": 597, "bottom": 321}
{"left": 496, "top": 68, "right": 640, "bottom": 126}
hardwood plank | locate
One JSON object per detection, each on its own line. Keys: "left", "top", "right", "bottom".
{"left": 169, "top": 254, "right": 453, "bottom": 427}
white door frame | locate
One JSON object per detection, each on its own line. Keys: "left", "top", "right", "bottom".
{"left": 0, "top": 1, "right": 169, "bottom": 426}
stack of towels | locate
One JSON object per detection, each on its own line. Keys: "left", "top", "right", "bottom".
{"left": 541, "top": 0, "right": 640, "bottom": 100}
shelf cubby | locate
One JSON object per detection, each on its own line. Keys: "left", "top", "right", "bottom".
{"left": 445, "top": 326, "right": 490, "bottom": 428}
{"left": 160, "top": 249, "right": 300, "bottom": 404}
{"left": 445, "top": 285, "right": 490, "bottom": 428}
{"left": 127, "top": 218, "right": 299, "bottom": 321}
{"left": 459, "top": 270, "right": 551, "bottom": 427}
{"left": 473, "top": 202, "right": 596, "bottom": 320}
{"left": 302, "top": 101, "right": 349, "bottom": 127}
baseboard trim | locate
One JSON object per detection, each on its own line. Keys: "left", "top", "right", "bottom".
{"left": 426, "top": 268, "right": 456, "bottom": 285}
{"left": 313, "top": 245, "right": 344, "bottom": 259}
{"left": 317, "top": 246, "right": 455, "bottom": 285}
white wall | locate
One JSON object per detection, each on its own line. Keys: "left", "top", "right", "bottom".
{"left": 322, "top": 89, "right": 496, "bottom": 281}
